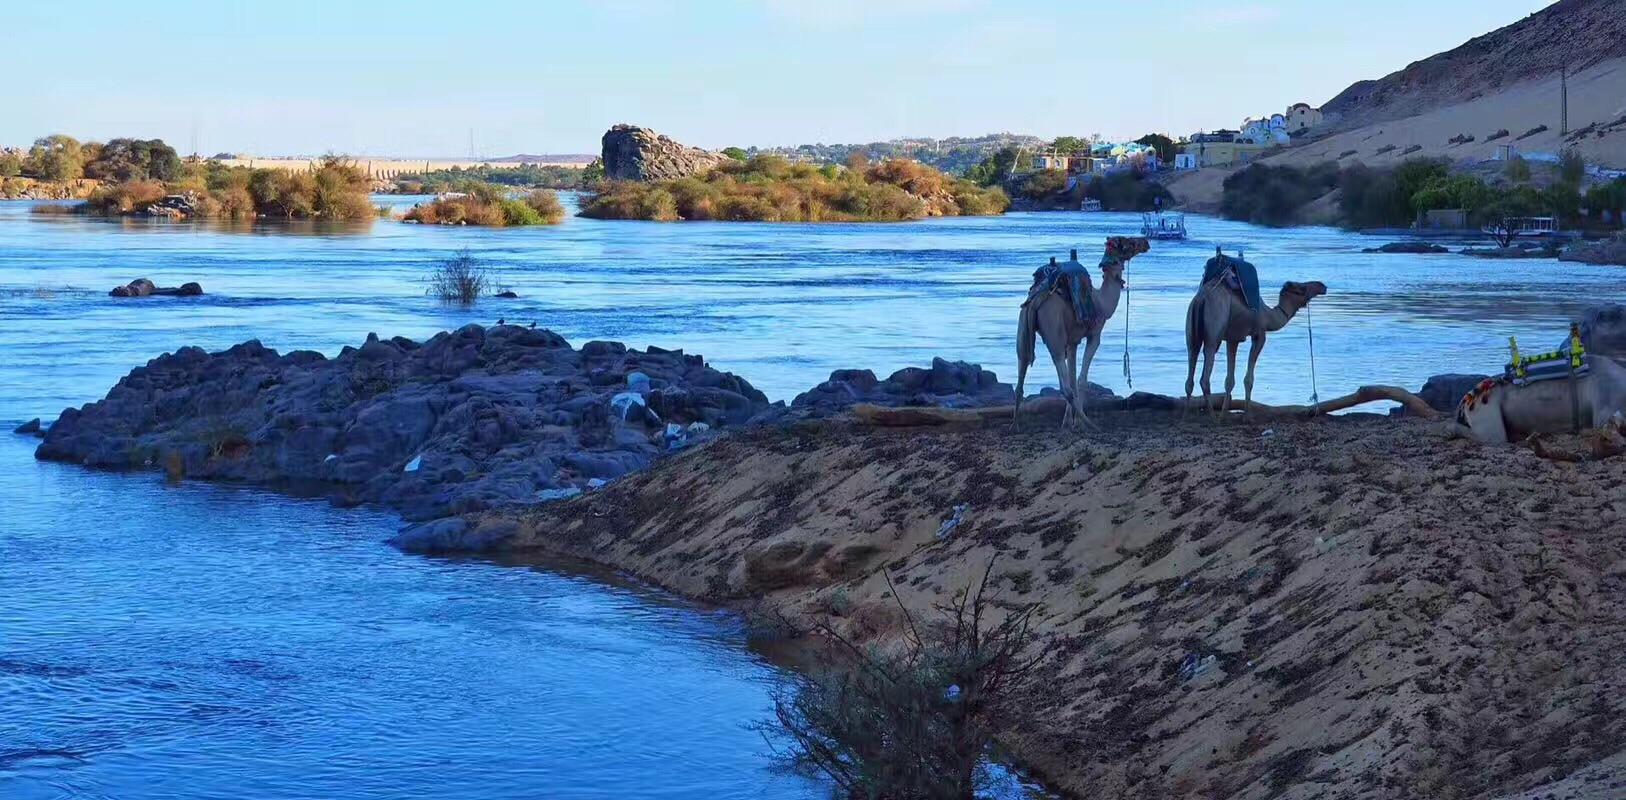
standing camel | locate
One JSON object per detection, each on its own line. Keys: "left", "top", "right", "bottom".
{"left": 1183, "top": 274, "right": 1327, "bottom": 417}
{"left": 1015, "top": 236, "right": 1150, "bottom": 428}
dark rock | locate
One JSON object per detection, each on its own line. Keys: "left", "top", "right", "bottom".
{"left": 792, "top": 359, "right": 1018, "bottom": 415}
{"left": 1459, "top": 245, "right": 1561, "bottom": 259}
{"left": 1560, "top": 233, "right": 1626, "bottom": 266}
{"left": 35, "top": 326, "right": 771, "bottom": 523}
{"left": 109, "top": 278, "right": 203, "bottom": 298}
{"left": 1393, "top": 373, "right": 1490, "bottom": 416}
{"left": 1363, "top": 241, "right": 1448, "bottom": 254}
{"left": 601, "top": 124, "right": 725, "bottom": 182}
{"left": 495, "top": 291, "right": 519, "bottom": 299}
{"left": 13, "top": 418, "right": 41, "bottom": 435}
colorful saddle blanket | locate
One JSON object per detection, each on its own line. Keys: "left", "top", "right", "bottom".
{"left": 1028, "top": 256, "right": 1093, "bottom": 325}
{"left": 1203, "top": 254, "right": 1263, "bottom": 311}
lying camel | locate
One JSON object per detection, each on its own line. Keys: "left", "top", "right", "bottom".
{"left": 1455, "top": 356, "right": 1626, "bottom": 443}
{"left": 1015, "top": 237, "right": 1149, "bottom": 429}
{"left": 1183, "top": 277, "right": 1326, "bottom": 417}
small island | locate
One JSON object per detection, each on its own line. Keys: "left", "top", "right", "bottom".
{"left": 7, "top": 134, "right": 379, "bottom": 221}
{"left": 402, "top": 183, "right": 566, "bottom": 226}
{"left": 576, "top": 124, "right": 1008, "bottom": 222}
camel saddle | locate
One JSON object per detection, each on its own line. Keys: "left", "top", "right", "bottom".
{"left": 1026, "top": 254, "right": 1094, "bottom": 326}
{"left": 1203, "top": 253, "right": 1263, "bottom": 311}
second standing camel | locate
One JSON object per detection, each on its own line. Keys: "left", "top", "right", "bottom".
{"left": 1015, "top": 236, "right": 1150, "bottom": 428}
{"left": 1183, "top": 274, "right": 1327, "bottom": 417}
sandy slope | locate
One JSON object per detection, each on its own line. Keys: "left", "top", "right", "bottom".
{"left": 1168, "top": 55, "right": 1626, "bottom": 214}
{"left": 446, "top": 410, "right": 1626, "bottom": 799}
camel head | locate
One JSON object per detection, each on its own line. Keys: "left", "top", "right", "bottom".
{"left": 1095, "top": 236, "right": 1149, "bottom": 286}
{"left": 1279, "top": 280, "right": 1327, "bottom": 311}
{"left": 1105, "top": 236, "right": 1150, "bottom": 262}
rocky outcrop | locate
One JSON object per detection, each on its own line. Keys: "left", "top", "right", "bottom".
{"left": 109, "top": 278, "right": 204, "bottom": 297}
{"left": 1561, "top": 233, "right": 1626, "bottom": 266}
{"left": 1363, "top": 241, "right": 1448, "bottom": 254}
{"left": 600, "top": 124, "right": 724, "bottom": 182}
{"left": 35, "top": 325, "right": 770, "bottom": 521}
{"left": 792, "top": 358, "right": 1018, "bottom": 414}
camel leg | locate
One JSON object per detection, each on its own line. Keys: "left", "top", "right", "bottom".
{"left": 1243, "top": 336, "right": 1264, "bottom": 419}
{"left": 1013, "top": 356, "right": 1028, "bottom": 429}
{"left": 1221, "top": 340, "right": 1239, "bottom": 414}
{"left": 1183, "top": 332, "right": 1199, "bottom": 420}
{"left": 1047, "top": 336, "right": 1074, "bottom": 429}
{"left": 1075, "top": 333, "right": 1101, "bottom": 430}
{"left": 1199, "top": 338, "right": 1220, "bottom": 417}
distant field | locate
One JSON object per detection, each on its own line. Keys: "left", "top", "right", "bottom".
{"left": 215, "top": 157, "right": 590, "bottom": 178}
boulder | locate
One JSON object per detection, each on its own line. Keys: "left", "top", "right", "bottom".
{"left": 13, "top": 418, "right": 41, "bottom": 435}
{"left": 1393, "top": 373, "right": 1490, "bottom": 416}
{"left": 1363, "top": 241, "right": 1448, "bottom": 254}
{"left": 109, "top": 278, "right": 203, "bottom": 298}
{"left": 601, "top": 124, "right": 725, "bottom": 182}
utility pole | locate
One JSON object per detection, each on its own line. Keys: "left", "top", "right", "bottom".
{"left": 1560, "top": 60, "right": 1569, "bottom": 138}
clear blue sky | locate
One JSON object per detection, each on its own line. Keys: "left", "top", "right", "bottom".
{"left": 5, "top": 0, "right": 1553, "bottom": 157}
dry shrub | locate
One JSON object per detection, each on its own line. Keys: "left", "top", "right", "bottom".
{"left": 426, "top": 249, "right": 489, "bottom": 303}
{"left": 89, "top": 180, "right": 166, "bottom": 214}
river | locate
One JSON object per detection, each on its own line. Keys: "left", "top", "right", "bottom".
{"left": 1, "top": 197, "right": 1620, "bottom": 798}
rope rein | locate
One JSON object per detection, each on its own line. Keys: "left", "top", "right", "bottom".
{"left": 1306, "top": 304, "right": 1321, "bottom": 413}
{"left": 1122, "top": 279, "right": 1132, "bottom": 388}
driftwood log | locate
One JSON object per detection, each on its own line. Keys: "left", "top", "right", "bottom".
{"left": 852, "top": 385, "right": 1439, "bottom": 427}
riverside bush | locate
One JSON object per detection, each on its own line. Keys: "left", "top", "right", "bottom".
{"left": 578, "top": 154, "right": 1007, "bottom": 222}
{"left": 404, "top": 184, "right": 565, "bottom": 226}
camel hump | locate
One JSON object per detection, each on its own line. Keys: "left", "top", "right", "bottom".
{"left": 1203, "top": 254, "right": 1263, "bottom": 311}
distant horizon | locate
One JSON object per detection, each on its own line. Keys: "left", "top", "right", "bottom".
{"left": 5, "top": 0, "right": 1553, "bottom": 156}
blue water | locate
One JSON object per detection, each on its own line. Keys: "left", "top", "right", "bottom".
{"left": 2, "top": 197, "right": 1622, "bottom": 798}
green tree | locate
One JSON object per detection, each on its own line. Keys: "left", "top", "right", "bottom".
{"left": 1134, "top": 133, "right": 1177, "bottom": 163}
{"left": 86, "top": 138, "right": 183, "bottom": 182}
{"left": 965, "top": 147, "right": 1019, "bottom": 187}
{"left": 1559, "top": 148, "right": 1586, "bottom": 186}
{"left": 25, "top": 134, "right": 85, "bottom": 182}
{"left": 1050, "top": 135, "right": 1088, "bottom": 154}
{"left": 0, "top": 150, "right": 21, "bottom": 178}
{"left": 721, "top": 147, "right": 748, "bottom": 161}
{"left": 581, "top": 157, "right": 604, "bottom": 186}
{"left": 1506, "top": 154, "right": 1531, "bottom": 183}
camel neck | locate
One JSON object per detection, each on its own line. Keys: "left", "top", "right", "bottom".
{"left": 1264, "top": 296, "right": 1302, "bottom": 331}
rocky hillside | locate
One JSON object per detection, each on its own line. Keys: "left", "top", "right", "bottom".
{"left": 601, "top": 124, "right": 724, "bottom": 182}
{"left": 1323, "top": 0, "right": 1626, "bottom": 128}
{"left": 403, "top": 412, "right": 1626, "bottom": 800}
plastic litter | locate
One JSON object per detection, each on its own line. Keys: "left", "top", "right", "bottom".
{"left": 686, "top": 421, "right": 710, "bottom": 434}
{"left": 537, "top": 487, "right": 583, "bottom": 501}
{"left": 324, "top": 454, "right": 338, "bottom": 463}
{"left": 586, "top": 478, "right": 607, "bottom": 489}
{"left": 610, "top": 392, "right": 654, "bottom": 423}
{"left": 403, "top": 454, "right": 422, "bottom": 472}
{"left": 945, "top": 684, "right": 962, "bottom": 701}
{"left": 935, "top": 504, "right": 970, "bottom": 538}
{"left": 626, "top": 371, "right": 651, "bottom": 395}
{"left": 1260, "top": 428, "right": 1275, "bottom": 438}
{"left": 1178, "top": 652, "right": 1218, "bottom": 682}
{"left": 663, "top": 422, "right": 687, "bottom": 450}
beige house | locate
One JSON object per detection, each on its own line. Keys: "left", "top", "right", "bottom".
{"left": 1286, "top": 102, "right": 1323, "bottom": 132}
{"left": 1183, "top": 131, "right": 1275, "bottom": 168}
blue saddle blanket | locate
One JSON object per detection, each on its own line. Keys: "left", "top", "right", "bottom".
{"left": 1203, "top": 254, "right": 1263, "bottom": 311}
{"left": 1030, "top": 257, "right": 1093, "bottom": 325}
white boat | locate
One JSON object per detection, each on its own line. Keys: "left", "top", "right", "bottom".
{"left": 1079, "top": 198, "right": 1103, "bottom": 212}
{"left": 1481, "top": 216, "right": 1560, "bottom": 238}
{"left": 1141, "top": 211, "right": 1187, "bottom": 240}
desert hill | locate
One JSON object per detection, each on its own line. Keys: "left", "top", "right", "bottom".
{"left": 1323, "top": 0, "right": 1626, "bottom": 130}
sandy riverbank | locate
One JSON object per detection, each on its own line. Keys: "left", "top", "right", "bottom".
{"left": 417, "top": 409, "right": 1626, "bottom": 799}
